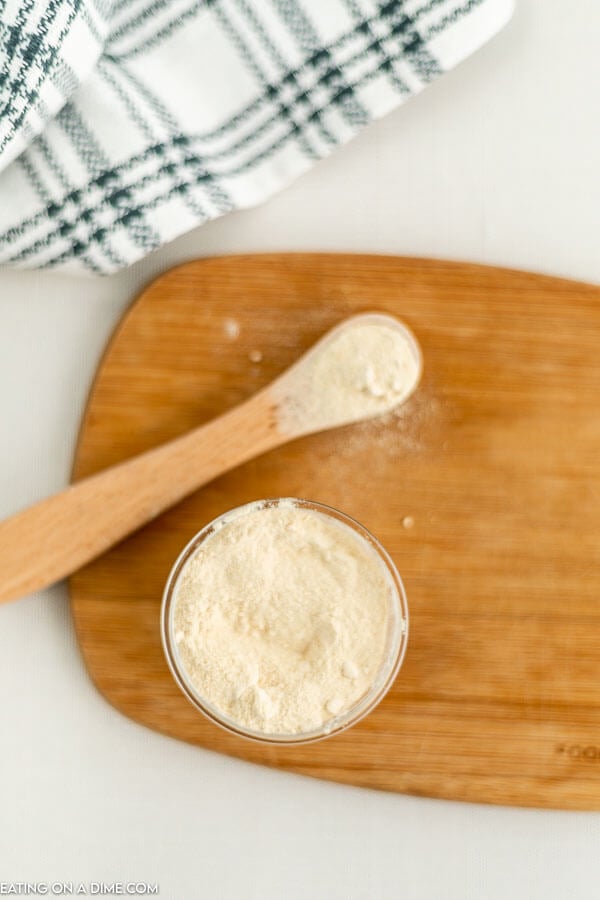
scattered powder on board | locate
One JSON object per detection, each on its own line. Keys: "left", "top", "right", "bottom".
{"left": 171, "top": 502, "right": 394, "bottom": 735}
{"left": 223, "top": 318, "right": 240, "bottom": 340}
{"left": 276, "top": 316, "right": 421, "bottom": 434}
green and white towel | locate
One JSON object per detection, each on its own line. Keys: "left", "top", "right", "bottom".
{"left": 0, "top": 0, "right": 513, "bottom": 274}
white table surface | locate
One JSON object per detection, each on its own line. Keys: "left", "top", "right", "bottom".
{"left": 1, "top": 2, "right": 600, "bottom": 896}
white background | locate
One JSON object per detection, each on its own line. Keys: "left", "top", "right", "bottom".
{"left": 1, "top": 1, "right": 600, "bottom": 897}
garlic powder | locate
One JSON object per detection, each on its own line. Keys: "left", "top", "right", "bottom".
{"left": 170, "top": 501, "right": 397, "bottom": 736}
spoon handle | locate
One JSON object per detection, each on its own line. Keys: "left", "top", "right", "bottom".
{"left": 0, "top": 392, "right": 279, "bottom": 604}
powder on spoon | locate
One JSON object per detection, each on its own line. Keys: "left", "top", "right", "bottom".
{"left": 275, "top": 315, "right": 422, "bottom": 435}
{"left": 169, "top": 501, "right": 400, "bottom": 736}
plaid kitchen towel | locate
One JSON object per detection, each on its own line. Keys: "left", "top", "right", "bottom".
{"left": 0, "top": 0, "right": 513, "bottom": 274}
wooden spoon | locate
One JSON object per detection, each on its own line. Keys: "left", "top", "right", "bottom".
{"left": 0, "top": 314, "right": 422, "bottom": 604}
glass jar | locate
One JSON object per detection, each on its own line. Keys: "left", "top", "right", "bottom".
{"left": 161, "top": 498, "right": 408, "bottom": 745}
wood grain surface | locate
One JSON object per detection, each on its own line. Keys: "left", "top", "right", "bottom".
{"left": 70, "top": 254, "right": 600, "bottom": 809}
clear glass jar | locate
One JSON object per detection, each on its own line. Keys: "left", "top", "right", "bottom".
{"left": 161, "top": 498, "right": 408, "bottom": 745}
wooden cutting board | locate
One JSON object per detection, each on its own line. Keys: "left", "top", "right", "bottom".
{"left": 70, "top": 254, "right": 600, "bottom": 810}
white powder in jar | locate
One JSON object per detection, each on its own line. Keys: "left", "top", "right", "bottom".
{"left": 170, "top": 501, "right": 398, "bottom": 736}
